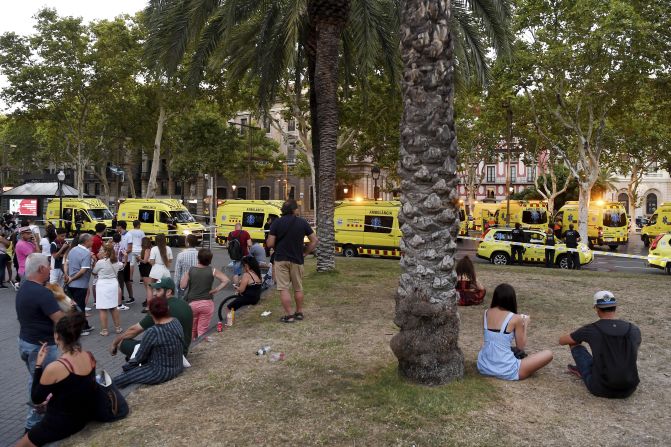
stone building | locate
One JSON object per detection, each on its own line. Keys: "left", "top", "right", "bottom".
{"left": 609, "top": 168, "right": 671, "bottom": 218}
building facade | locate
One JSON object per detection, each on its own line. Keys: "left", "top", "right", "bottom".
{"left": 609, "top": 169, "right": 671, "bottom": 218}
{"left": 458, "top": 154, "right": 540, "bottom": 202}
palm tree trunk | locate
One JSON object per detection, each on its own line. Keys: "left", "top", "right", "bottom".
{"left": 313, "top": 22, "right": 340, "bottom": 272}
{"left": 306, "top": 28, "right": 320, "bottom": 222}
{"left": 390, "top": 0, "right": 464, "bottom": 384}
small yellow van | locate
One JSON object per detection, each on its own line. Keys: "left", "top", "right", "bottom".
{"left": 494, "top": 200, "right": 550, "bottom": 231}
{"left": 215, "top": 200, "right": 284, "bottom": 244}
{"left": 46, "top": 198, "right": 114, "bottom": 234}
{"left": 555, "top": 201, "right": 628, "bottom": 250}
{"left": 334, "top": 199, "right": 401, "bottom": 257}
{"left": 117, "top": 198, "right": 204, "bottom": 245}
{"left": 641, "top": 203, "right": 671, "bottom": 247}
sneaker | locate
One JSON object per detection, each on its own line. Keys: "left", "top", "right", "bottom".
{"left": 567, "top": 364, "right": 582, "bottom": 378}
{"left": 117, "top": 304, "right": 130, "bottom": 311}
{"left": 11, "top": 281, "right": 19, "bottom": 291}
{"left": 85, "top": 306, "right": 92, "bottom": 311}
{"left": 81, "top": 330, "right": 91, "bottom": 336}
{"left": 124, "top": 297, "right": 136, "bottom": 304}
{"left": 84, "top": 325, "right": 94, "bottom": 332}
{"left": 141, "top": 308, "right": 148, "bottom": 313}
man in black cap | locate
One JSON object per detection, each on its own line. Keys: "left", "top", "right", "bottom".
{"left": 559, "top": 291, "right": 641, "bottom": 398}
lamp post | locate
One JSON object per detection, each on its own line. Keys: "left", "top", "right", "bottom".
{"left": 57, "top": 170, "right": 65, "bottom": 229}
{"left": 231, "top": 184, "right": 236, "bottom": 199}
{"left": 371, "top": 165, "right": 381, "bottom": 201}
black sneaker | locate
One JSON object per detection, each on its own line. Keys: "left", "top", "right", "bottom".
{"left": 567, "top": 364, "right": 582, "bottom": 378}
{"left": 124, "top": 297, "right": 136, "bottom": 304}
{"left": 141, "top": 300, "right": 147, "bottom": 307}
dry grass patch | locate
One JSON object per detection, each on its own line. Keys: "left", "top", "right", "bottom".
{"left": 65, "top": 258, "right": 670, "bottom": 446}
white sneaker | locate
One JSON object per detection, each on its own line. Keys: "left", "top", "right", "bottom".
{"left": 85, "top": 307, "right": 92, "bottom": 311}
{"left": 117, "top": 304, "right": 130, "bottom": 311}
{"left": 11, "top": 281, "right": 19, "bottom": 291}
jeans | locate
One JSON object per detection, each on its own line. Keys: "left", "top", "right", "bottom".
{"left": 571, "top": 345, "right": 593, "bottom": 389}
{"left": 18, "top": 338, "right": 59, "bottom": 429}
{"left": 69, "top": 287, "right": 90, "bottom": 327}
{"left": 0, "top": 252, "right": 8, "bottom": 283}
{"left": 232, "top": 260, "right": 243, "bottom": 276}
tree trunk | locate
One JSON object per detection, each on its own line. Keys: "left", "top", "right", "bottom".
{"left": 578, "top": 183, "right": 591, "bottom": 242}
{"left": 124, "top": 148, "right": 137, "bottom": 198}
{"left": 390, "top": 0, "right": 464, "bottom": 385}
{"left": 307, "top": 39, "right": 320, "bottom": 224}
{"left": 76, "top": 142, "right": 85, "bottom": 198}
{"left": 313, "top": 22, "right": 340, "bottom": 272}
{"left": 97, "top": 165, "right": 110, "bottom": 204}
{"left": 626, "top": 168, "right": 640, "bottom": 234}
{"left": 146, "top": 105, "right": 167, "bottom": 198}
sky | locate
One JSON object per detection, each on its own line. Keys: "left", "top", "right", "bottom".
{"left": 0, "top": 0, "right": 147, "bottom": 36}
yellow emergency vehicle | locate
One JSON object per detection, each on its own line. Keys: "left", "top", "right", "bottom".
{"left": 470, "top": 201, "right": 499, "bottom": 231}
{"left": 215, "top": 200, "right": 284, "bottom": 244}
{"left": 494, "top": 200, "right": 550, "bottom": 231}
{"left": 554, "top": 201, "right": 628, "bottom": 250}
{"left": 641, "top": 203, "right": 671, "bottom": 247}
{"left": 647, "top": 233, "right": 671, "bottom": 273}
{"left": 46, "top": 198, "right": 114, "bottom": 234}
{"left": 334, "top": 200, "right": 402, "bottom": 257}
{"left": 117, "top": 198, "right": 204, "bottom": 245}
{"left": 458, "top": 200, "right": 468, "bottom": 237}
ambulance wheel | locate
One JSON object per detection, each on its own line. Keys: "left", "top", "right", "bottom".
{"left": 608, "top": 244, "right": 618, "bottom": 251}
{"left": 342, "top": 245, "right": 357, "bottom": 258}
{"left": 557, "top": 255, "right": 569, "bottom": 269}
{"left": 491, "top": 252, "right": 510, "bottom": 266}
{"left": 642, "top": 236, "right": 650, "bottom": 247}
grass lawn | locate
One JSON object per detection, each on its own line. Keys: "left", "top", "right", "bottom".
{"left": 66, "top": 257, "right": 670, "bottom": 446}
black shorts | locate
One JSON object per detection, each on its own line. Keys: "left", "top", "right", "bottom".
{"left": 121, "top": 262, "right": 131, "bottom": 282}
{"left": 139, "top": 263, "right": 151, "bottom": 278}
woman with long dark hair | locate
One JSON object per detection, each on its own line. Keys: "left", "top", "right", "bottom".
{"left": 149, "top": 234, "right": 172, "bottom": 283}
{"left": 17, "top": 313, "right": 97, "bottom": 446}
{"left": 477, "top": 284, "right": 553, "bottom": 381}
{"left": 223, "top": 255, "right": 263, "bottom": 326}
{"left": 455, "top": 256, "right": 486, "bottom": 306}
{"left": 138, "top": 237, "right": 153, "bottom": 302}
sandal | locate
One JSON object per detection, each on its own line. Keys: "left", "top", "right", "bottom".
{"left": 293, "top": 312, "right": 304, "bottom": 321}
{"left": 99, "top": 329, "right": 109, "bottom": 336}
{"left": 115, "top": 326, "right": 123, "bottom": 334}
{"left": 279, "top": 315, "right": 295, "bottom": 323}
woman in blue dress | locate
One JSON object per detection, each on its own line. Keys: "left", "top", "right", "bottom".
{"left": 477, "top": 284, "right": 553, "bottom": 380}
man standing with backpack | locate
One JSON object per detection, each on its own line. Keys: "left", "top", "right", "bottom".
{"left": 559, "top": 291, "right": 641, "bottom": 398}
{"left": 227, "top": 223, "right": 252, "bottom": 284}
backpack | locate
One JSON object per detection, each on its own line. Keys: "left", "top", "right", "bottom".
{"left": 593, "top": 323, "right": 640, "bottom": 391}
{"left": 227, "top": 232, "right": 243, "bottom": 261}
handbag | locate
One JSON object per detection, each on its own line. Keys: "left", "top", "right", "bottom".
{"left": 93, "top": 370, "right": 129, "bottom": 422}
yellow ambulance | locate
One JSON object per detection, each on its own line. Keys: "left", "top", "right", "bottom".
{"left": 46, "top": 198, "right": 114, "bottom": 234}
{"left": 215, "top": 200, "right": 284, "bottom": 244}
{"left": 458, "top": 200, "right": 468, "bottom": 237}
{"left": 334, "top": 199, "right": 401, "bottom": 257}
{"left": 641, "top": 203, "right": 671, "bottom": 247}
{"left": 117, "top": 198, "right": 204, "bottom": 245}
{"left": 554, "top": 200, "right": 628, "bottom": 250}
{"left": 470, "top": 201, "right": 500, "bottom": 231}
{"left": 494, "top": 200, "right": 550, "bottom": 231}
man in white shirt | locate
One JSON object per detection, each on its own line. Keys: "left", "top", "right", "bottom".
{"left": 127, "top": 219, "right": 146, "bottom": 281}
{"left": 116, "top": 220, "right": 135, "bottom": 304}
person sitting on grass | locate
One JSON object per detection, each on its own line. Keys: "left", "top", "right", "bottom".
{"left": 455, "top": 255, "right": 486, "bottom": 306}
{"left": 112, "top": 295, "right": 185, "bottom": 388}
{"left": 17, "top": 313, "right": 97, "bottom": 447}
{"left": 559, "top": 291, "right": 641, "bottom": 398}
{"left": 222, "top": 255, "right": 263, "bottom": 327}
{"left": 477, "top": 284, "right": 553, "bottom": 381}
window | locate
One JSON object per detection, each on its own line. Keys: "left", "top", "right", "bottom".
{"left": 364, "top": 215, "right": 393, "bottom": 234}
{"left": 287, "top": 146, "right": 296, "bottom": 164}
{"left": 94, "top": 183, "right": 100, "bottom": 195}
{"left": 160, "top": 159, "right": 168, "bottom": 173}
{"left": 63, "top": 208, "right": 73, "bottom": 221}
{"left": 603, "top": 211, "right": 626, "bottom": 228}
{"left": 486, "top": 166, "right": 495, "bottom": 183}
{"left": 522, "top": 210, "right": 547, "bottom": 225}
{"left": 289, "top": 186, "right": 295, "bottom": 199}
{"left": 237, "top": 187, "right": 247, "bottom": 199}
{"left": 160, "top": 181, "right": 168, "bottom": 195}
{"left": 158, "top": 212, "right": 170, "bottom": 223}
{"left": 310, "top": 186, "right": 315, "bottom": 210}
{"left": 526, "top": 166, "right": 536, "bottom": 182}
{"left": 175, "top": 182, "right": 182, "bottom": 196}
{"left": 240, "top": 118, "right": 247, "bottom": 135}
{"left": 493, "top": 230, "right": 512, "bottom": 241}
{"left": 287, "top": 119, "right": 296, "bottom": 132}
{"left": 242, "top": 212, "right": 265, "bottom": 228}
{"left": 217, "top": 187, "right": 227, "bottom": 199}
{"left": 646, "top": 193, "right": 658, "bottom": 215}
{"left": 486, "top": 188, "right": 495, "bottom": 198}
{"left": 139, "top": 209, "right": 155, "bottom": 223}
{"left": 510, "top": 166, "right": 517, "bottom": 183}
{"left": 527, "top": 231, "right": 545, "bottom": 244}
{"left": 259, "top": 186, "right": 270, "bottom": 200}
{"left": 617, "top": 193, "right": 628, "bottom": 211}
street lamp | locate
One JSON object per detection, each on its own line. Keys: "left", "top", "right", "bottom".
{"left": 343, "top": 187, "right": 349, "bottom": 196}
{"left": 231, "top": 184, "right": 236, "bottom": 198}
{"left": 371, "top": 165, "right": 381, "bottom": 201}
{"left": 57, "top": 170, "right": 65, "bottom": 229}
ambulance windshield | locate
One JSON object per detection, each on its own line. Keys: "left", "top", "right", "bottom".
{"left": 170, "top": 211, "right": 195, "bottom": 223}
{"left": 603, "top": 211, "right": 626, "bottom": 227}
{"left": 522, "top": 210, "right": 547, "bottom": 225}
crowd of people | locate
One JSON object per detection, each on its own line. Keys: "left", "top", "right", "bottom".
{"left": 6, "top": 200, "right": 643, "bottom": 445}
{"left": 9, "top": 199, "right": 318, "bottom": 445}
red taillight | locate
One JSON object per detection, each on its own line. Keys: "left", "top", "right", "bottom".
{"left": 651, "top": 234, "right": 664, "bottom": 250}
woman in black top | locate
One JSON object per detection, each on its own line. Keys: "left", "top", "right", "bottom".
{"left": 225, "top": 256, "right": 263, "bottom": 325}
{"left": 18, "top": 313, "right": 97, "bottom": 447}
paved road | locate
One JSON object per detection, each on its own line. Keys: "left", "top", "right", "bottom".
{"left": 0, "top": 245, "right": 236, "bottom": 446}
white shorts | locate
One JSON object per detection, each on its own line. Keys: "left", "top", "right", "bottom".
{"left": 49, "top": 269, "right": 64, "bottom": 287}
{"left": 129, "top": 252, "right": 142, "bottom": 266}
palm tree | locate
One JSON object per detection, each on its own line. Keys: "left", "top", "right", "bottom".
{"left": 144, "top": 0, "right": 512, "bottom": 271}
{"left": 389, "top": 0, "right": 464, "bottom": 384}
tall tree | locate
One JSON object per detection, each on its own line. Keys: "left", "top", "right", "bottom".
{"left": 390, "top": 0, "right": 463, "bottom": 384}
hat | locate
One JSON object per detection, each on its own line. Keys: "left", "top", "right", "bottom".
{"left": 593, "top": 290, "right": 617, "bottom": 308}
{"left": 19, "top": 226, "right": 32, "bottom": 233}
{"left": 150, "top": 277, "right": 176, "bottom": 292}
